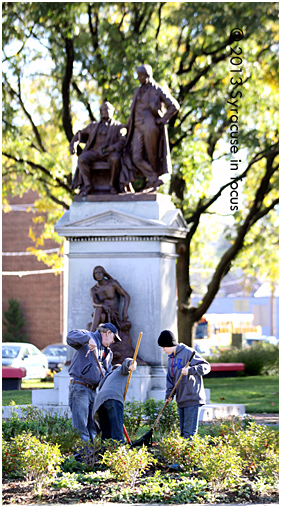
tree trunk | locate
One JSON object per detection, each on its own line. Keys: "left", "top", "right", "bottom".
{"left": 176, "top": 238, "right": 197, "bottom": 347}
{"left": 178, "top": 309, "right": 196, "bottom": 348}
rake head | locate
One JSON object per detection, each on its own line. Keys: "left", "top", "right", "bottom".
{"left": 130, "top": 428, "right": 153, "bottom": 448}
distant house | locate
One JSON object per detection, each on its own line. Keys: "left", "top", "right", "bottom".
{"left": 2, "top": 190, "right": 64, "bottom": 350}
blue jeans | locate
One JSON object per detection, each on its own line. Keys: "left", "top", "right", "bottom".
{"left": 97, "top": 399, "right": 124, "bottom": 444}
{"left": 178, "top": 405, "right": 202, "bottom": 440}
{"left": 68, "top": 382, "right": 97, "bottom": 443}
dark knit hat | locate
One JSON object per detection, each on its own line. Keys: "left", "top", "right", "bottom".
{"left": 158, "top": 330, "right": 178, "bottom": 347}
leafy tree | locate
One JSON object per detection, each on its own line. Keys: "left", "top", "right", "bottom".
{"left": 3, "top": 298, "right": 29, "bottom": 342}
{"left": 2, "top": 2, "right": 279, "bottom": 344}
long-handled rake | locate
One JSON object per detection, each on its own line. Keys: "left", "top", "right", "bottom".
{"left": 131, "top": 350, "right": 196, "bottom": 447}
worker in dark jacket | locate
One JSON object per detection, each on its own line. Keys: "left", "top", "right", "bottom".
{"left": 158, "top": 330, "right": 210, "bottom": 440}
{"left": 67, "top": 323, "right": 121, "bottom": 459}
{"left": 93, "top": 358, "right": 137, "bottom": 443}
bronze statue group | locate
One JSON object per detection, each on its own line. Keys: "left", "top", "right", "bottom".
{"left": 69, "top": 64, "right": 180, "bottom": 196}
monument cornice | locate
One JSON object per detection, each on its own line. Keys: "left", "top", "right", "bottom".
{"left": 67, "top": 251, "right": 178, "bottom": 259}
{"left": 65, "top": 235, "right": 180, "bottom": 243}
{"left": 55, "top": 207, "right": 189, "bottom": 240}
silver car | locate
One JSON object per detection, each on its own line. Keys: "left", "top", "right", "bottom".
{"left": 42, "top": 343, "right": 67, "bottom": 372}
{"left": 2, "top": 342, "right": 48, "bottom": 380}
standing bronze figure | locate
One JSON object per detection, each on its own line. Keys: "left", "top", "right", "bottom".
{"left": 121, "top": 64, "right": 180, "bottom": 192}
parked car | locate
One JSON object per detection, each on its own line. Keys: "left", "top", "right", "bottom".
{"left": 2, "top": 342, "right": 48, "bottom": 380}
{"left": 42, "top": 343, "right": 68, "bottom": 372}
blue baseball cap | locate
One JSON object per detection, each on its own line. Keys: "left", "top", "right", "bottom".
{"left": 103, "top": 323, "right": 121, "bottom": 342}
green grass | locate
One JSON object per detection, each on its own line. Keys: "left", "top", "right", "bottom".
{"left": 2, "top": 376, "right": 279, "bottom": 414}
{"left": 2, "top": 379, "right": 54, "bottom": 407}
{"left": 204, "top": 375, "right": 279, "bottom": 413}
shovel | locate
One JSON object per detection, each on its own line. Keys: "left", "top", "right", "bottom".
{"left": 131, "top": 350, "right": 196, "bottom": 447}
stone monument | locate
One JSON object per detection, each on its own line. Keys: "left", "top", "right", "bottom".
{"left": 35, "top": 63, "right": 186, "bottom": 405}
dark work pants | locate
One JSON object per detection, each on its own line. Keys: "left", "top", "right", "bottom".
{"left": 97, "top": 399, "right": 125, "bottom": 444}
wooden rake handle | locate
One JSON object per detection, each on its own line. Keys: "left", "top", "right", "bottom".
{"left": 91, "top": 347, "right": 105, "bottom": 379}
{"left": 123, "top": 331, "right": 143, "bottom": 402}
{"left": 152, "top": 350, "right": 196, "bottom": 431}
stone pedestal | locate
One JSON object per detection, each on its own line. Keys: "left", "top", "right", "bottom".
{"left": 32, "top": 192, "right": 187, "bottom": 408}
{"left": 54, "top": 192, "right": 188, "bottom": 400}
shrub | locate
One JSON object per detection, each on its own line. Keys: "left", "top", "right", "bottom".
{"left": 206, "top": 342, "right": 279, "bottom": 376}
{"left": 227, "top": 421, "right": 279, "bottom": 476}
{"left": 73, "top": 437, "right": 102, "bottom": 467}
{"left": 142, "top": 398, "right": 179, "bottom": 436}
{"left": 159, "top": 431, "right": 243, "bottom": 488}
{"left": 258, "top": 450, "right": 279, "bottom": 487}
{"left": 2, "top": 432, "right": 62, "bottom": 494}
{"left": 101, "top": 443, "right": 156, "bottom": 487}
{"left": 2, "top": 405, "right": 81, "bottom": 455}
{"left": 123, "top": 398, "right": 179, "bottom": 440}
{"left": 199, "top": 436, "right": 243, "bottom": 488}
{"left": 159, "top": 431, "right": 203, "bottom": 470}
{"left": 124, "top": 399, "right": 143, "bottom": 439}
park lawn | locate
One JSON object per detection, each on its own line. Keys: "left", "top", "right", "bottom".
{"left": 204, "top": 374, "right": 279, "bottom": 413}
{"left": 2, "top": 379, "right": 54, "bottom": 407}
{"left": 2, "top": 375, "right": 279, "bottom": 413}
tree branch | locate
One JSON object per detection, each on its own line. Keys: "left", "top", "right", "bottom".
{"left": 62, "top": 37, "right": 74, "bottom": 142}
{"left": 2, "top": 152, "right": 72, "bottom": 195}
{"left": 155, "top": 2, "right": 164, "bottom": 53}
{"left": 88, "top": 3, "right": 101, "bottom": 57}
{"left": 72, "top": 81, "right": 96, "bottom": 122}
{"left": 185, "top": 144, "right": 279, "bottom": 224}
{"left": 41, "top": 182, "right": 70, "bottom": 210}
{"left": 191, "top": 158, "right": 279, "bottom": 320}
{"left": 5, "top": 79, "right": 47, "bottom": 153}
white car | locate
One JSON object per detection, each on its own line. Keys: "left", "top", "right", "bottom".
{"left": 2, "top": 342, "right": 48, "bottom": 380}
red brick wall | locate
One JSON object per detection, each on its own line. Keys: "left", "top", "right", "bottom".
{"left": 2, "top": 190, "right": 64, "bottom": 350}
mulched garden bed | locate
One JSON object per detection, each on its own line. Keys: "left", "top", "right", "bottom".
{"left": 2, "top": 466, "right": 279, "bottom": 505}
{"left": 3, "top": 416, "right": 279, "bottom": 505}
{"left": 2, "top": 479, "right": 279, "bottom": 505}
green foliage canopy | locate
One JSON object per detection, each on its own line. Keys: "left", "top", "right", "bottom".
{"left": 2, "top": 2, "right": 279, "bottom": 341}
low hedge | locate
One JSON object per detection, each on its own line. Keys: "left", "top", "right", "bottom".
{"left": 205, "top": 342, "right": 279, "bottom": 376}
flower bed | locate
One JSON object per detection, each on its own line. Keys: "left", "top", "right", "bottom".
{"left": 2, "top": 406, "right": 279, "bottom": 505}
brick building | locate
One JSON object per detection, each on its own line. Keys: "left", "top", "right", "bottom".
{"left": 2, "top": 190, "right": 64, "bottom": 350}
